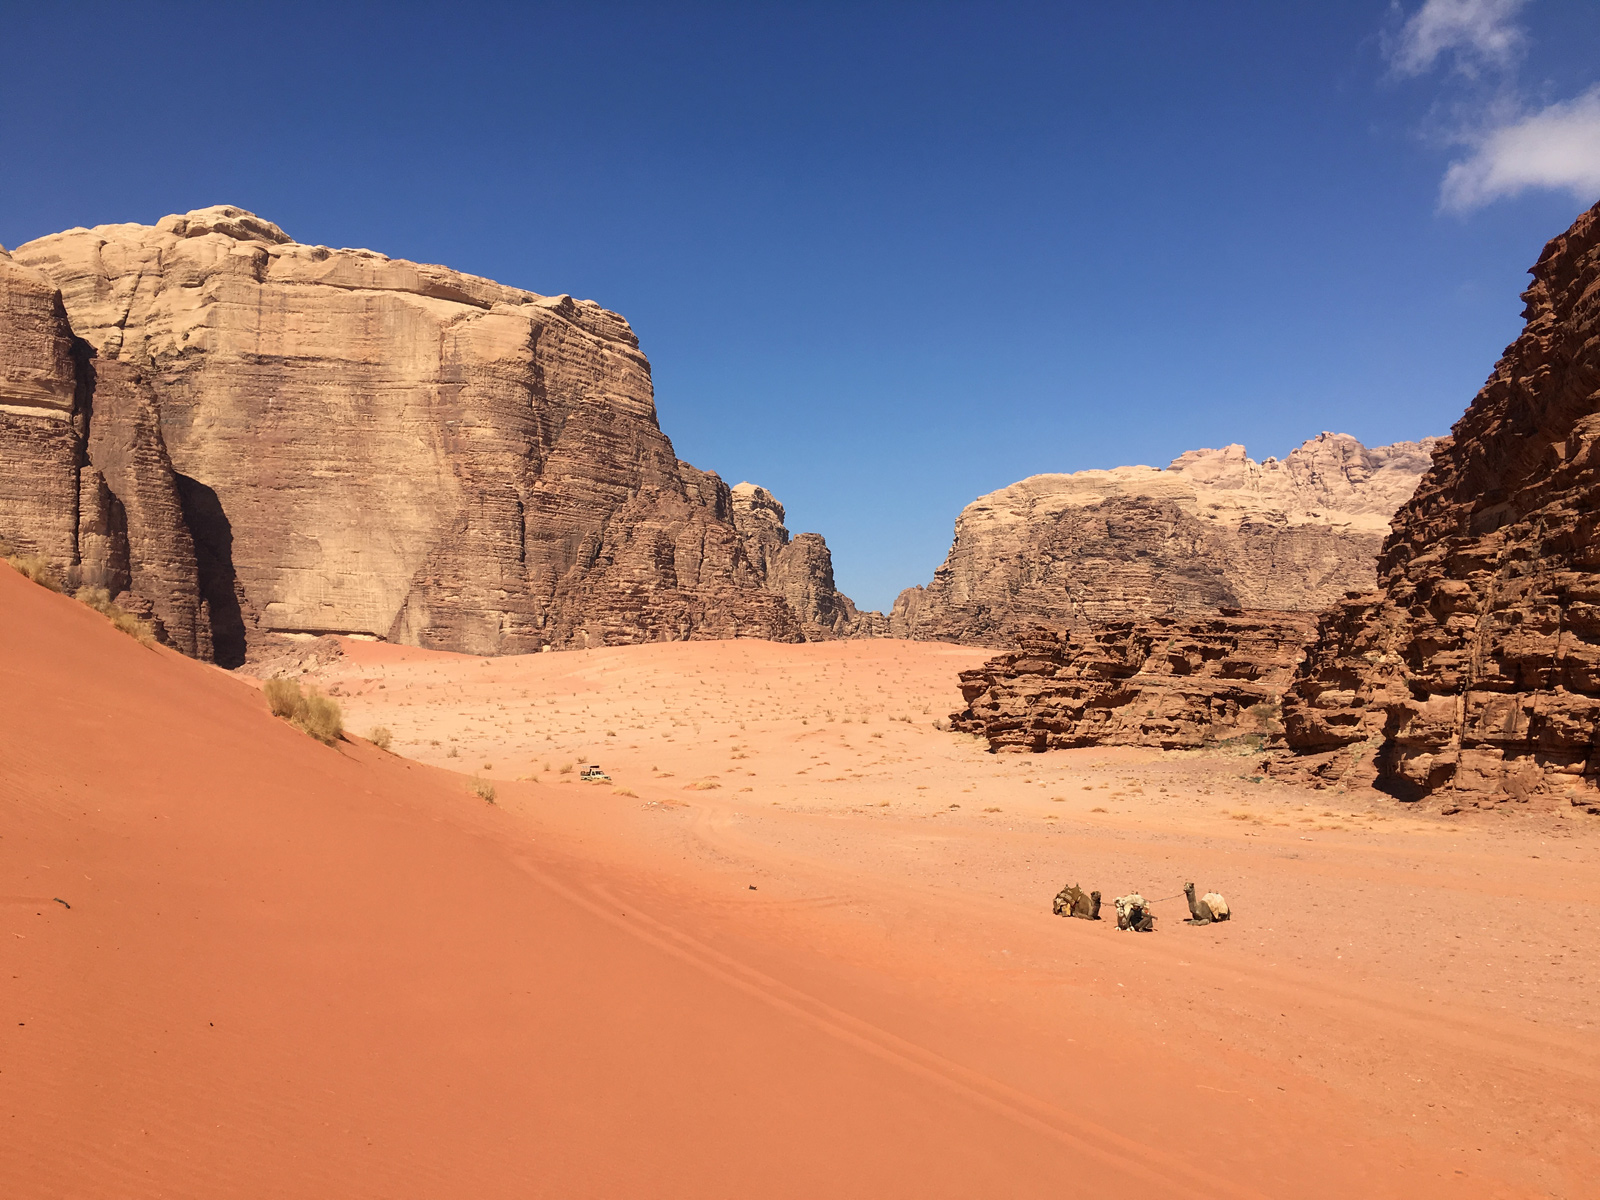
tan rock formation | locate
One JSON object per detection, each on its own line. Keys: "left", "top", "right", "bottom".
{"left": 951, "top": 610, "right": 1317, "bottom": 752}
{"left": 892, "top": 434, "right": 1435, "bottom": 646}
{"left": 729, "top": 482, "right": 886, "bottom": 638}
{"left": 1, "top": 248, "right": 203, "bottom": 653}
{"left": 1274, "top": 200, "right": 1600, "bottom": 814}
{"left": 4, "top": 205, "right": 873, "bottom": 661}
{"left": 0, "top": 248, "right": 83, "bottom": 566}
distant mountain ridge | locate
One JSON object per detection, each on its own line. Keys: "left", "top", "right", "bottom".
{"left": 890, "top": 432, "right": 1437, "bottom": 646}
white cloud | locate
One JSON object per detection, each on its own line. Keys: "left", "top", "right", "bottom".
{"left": 1391, "top": 0, "right": 1529, "bottom": 77}
{"left": 1440, "top": 86, "right": 1600, "bottom": 210}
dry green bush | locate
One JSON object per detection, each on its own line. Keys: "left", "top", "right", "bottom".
{"left": 471, "top": 777, "right": 497, "bottom": 804}
{"left": 263, "top": 677, "right": 302, "bottom": 718}
{"left": 262, "top": 676, "right": 344, "bottom": 745}
{"left": 296, "top": 689, "right": 343, "bottom": 745}
{"left": 5, "top": 553, "right": 62, "bottom": 592}
{"left": 367, "top": 726, "right": 394, "bottom": 752}
{"left": 74, "top": 586, "right": 155, "bottom": 646}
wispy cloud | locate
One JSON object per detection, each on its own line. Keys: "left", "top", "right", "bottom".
{"left": 1389, "top": 0, "right": 1529, "bottom": 78}
{"left": 1386, "top": 1, "right": 1600, "bottom": 212}
{"left": 1440, "top": 86, "right": 1600, "bottom": 210}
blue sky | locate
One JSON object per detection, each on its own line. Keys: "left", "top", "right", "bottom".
{"left": 3, "top": 2, "right": 1598, "bottom": 610}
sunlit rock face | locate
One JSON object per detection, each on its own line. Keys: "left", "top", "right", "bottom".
{"left": 7, "top": 205, "right": 877, "bottom": 659}
{"left": 891, "top": 433, "right": 1435, "bottom": 647}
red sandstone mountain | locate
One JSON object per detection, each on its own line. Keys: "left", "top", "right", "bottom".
{"left": 1276, "top": 199, "right": 1600, "bottom": 813}
{"left": 0, "top": 206, "right": 862, "bottom": 662}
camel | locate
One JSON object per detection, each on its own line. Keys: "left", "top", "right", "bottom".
{"left": 1052, "top": 883, "right": 1101, "bottom": 920}
{"left": 1113, "top": 893, "right": 1155, "bottom": 932}
{"left": 1183, "top": 881, "right": 1230, "bottom": 924}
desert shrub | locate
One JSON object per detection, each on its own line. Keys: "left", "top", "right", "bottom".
{"left": 261, "top": 676, "right": 343, "bottom": 745}
{"left": 263, "top": 677, "right": 303, "bottom": 719}
{"left": 295, "top": 688, "right": 343, "bottom": 745}
{"left": 368, "top": 726, "right": 394, "bottom": 752}
{"left": 471, "top": 777, "right": 497, "bottom": 804}
{"left": 6, "top": 553, "right": 62, "bottom": 592}
{"left": 74, "top": 586, "right": 156, "bottom": 646}
{"left": 1243, "top": 699, "right": 1284, "bottom": 736}
{"left": 559, "top": 762, "right": 574, "bottom": 775}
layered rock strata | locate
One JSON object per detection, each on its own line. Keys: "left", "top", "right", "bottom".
{"left": 1274, "top": 201, "right": 1600, "bottom": 813}
{"left": 1, "top": 248, "right": 203, "bottom": 654}
{"left": 2, "top": 206, "right": 866, "bottom": 661}
{"left": 893, "top": 434, "right": 1434, "bottom": 646}
{"left": 952, "top": 610, "right": 1318, "bottom": 752}
{"left": 730, "top": 482, "right": 887, "bottom": 638}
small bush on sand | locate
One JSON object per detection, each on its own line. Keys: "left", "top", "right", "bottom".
{"left": 368, "top": 726, "right": 394, "bottom": 752}
{"left": 74, "top": 586, "right": 155, "bottom": 646}
{"left": 261, "top": 676, "right": 344, "bottom": 745}
{"left": 471, "top": 777, "right": 497, "bottom": 804}
{"left": 559, "top": 762, "right": 574, "bottom": 775}
{"left": 263, "top": 677, "right": 302, "bottom": 718}
{"left": 6, "top": 553, "right": 62, "bottom": 592}
{"left": 295, "top": 689, "right": 343, "bottom": 745}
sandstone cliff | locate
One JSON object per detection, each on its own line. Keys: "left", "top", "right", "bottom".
{"left": 951, "top": 611, "right": 1317, "bottom": 752}
{"left": 892, "top": 434, "right": 1434, "bottom": 646}
{"left": 729, "top": 482, "right": 886, "bottom": 638}
{"left": 2, "top": 206, "right": 865, "bottom": 661}
{"left": 1, "top": 247, "right": 204, "bottom": 654}
{"left": 1274, "top": 200, "right": 1600, "bottom": 815}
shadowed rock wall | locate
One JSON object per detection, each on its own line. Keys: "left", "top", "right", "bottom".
{"left": 1274, "top": 200, "right": 1600, "bottom": 815}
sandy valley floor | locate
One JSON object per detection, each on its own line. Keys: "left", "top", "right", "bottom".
{"left": 6, "top": 580, "right": 1597, "bottom": 1199}
{"left": 300, "top": 635, "right": 1599, "bottom": 1198}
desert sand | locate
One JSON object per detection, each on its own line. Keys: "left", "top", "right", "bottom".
{"left": 5, "top": 568, "right": 1596, "bottom": 1197}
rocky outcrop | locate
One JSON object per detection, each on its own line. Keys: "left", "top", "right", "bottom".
{"left": 893, "top": 434, "right": 1435, "bottom": 646}
{"left": 81, "top": 362, "right": 204, "bottom": 655}
{"left": 4, "top": 206, "right": 870, "bottom": 661}
{"left": 1273, "top": 201, "right": 1600, "bottom": 814}
{"left": 951, "top": 610, "right": 1317, "bottom": 751}
{"left": 0, "top": 248, "right": 203, "bottom": 653}
{"left": 0, "top": 248, "right": 83, "bottom": 566}
{"left": 729, "top": 482, "right": 886, "bottom": 638}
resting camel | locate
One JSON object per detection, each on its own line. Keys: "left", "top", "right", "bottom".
{"left": 1183, "top": 881, "right": 1230, "bottom": 924}
{"left": 1113, "top": 893, "right": 1155, "bottom": 932}
{"left": 1052, "top": 883, "right": 1101, "bottom": 920}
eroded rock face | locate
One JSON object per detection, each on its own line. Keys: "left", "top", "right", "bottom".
{"left": 892, "top": 435, "right": 1434, "bottom": 646}
{"left": 729, "top": 482, "right": 887, "bottom": 638}
{"left": 82, "top": 362, "right": 204, "bottom": 656}
{"left": 1, "top": 248, "right": 203, "bottom": 653}
{"left": 951, "top": 610, "right": 1317, "bottom": 751}
{"left": 0, "top": 249, "right": 83, "bottom": 565}
{"left": 6, "top": 206, "right": 868, "bottom": 659}
{"left": 1275, "top": 201, "right": 1600, "bottom": 814}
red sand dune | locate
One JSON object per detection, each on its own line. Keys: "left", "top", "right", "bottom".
{"left": 4, "top": 565, "right": 1595, "bottom": 1198}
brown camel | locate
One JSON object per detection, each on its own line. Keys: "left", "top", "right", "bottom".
{"left": 1052, "top": 883, "right": 1101, "bottom": 920}
{"left": 1183, "top": 881, "right": 1230, "bottom": 924}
